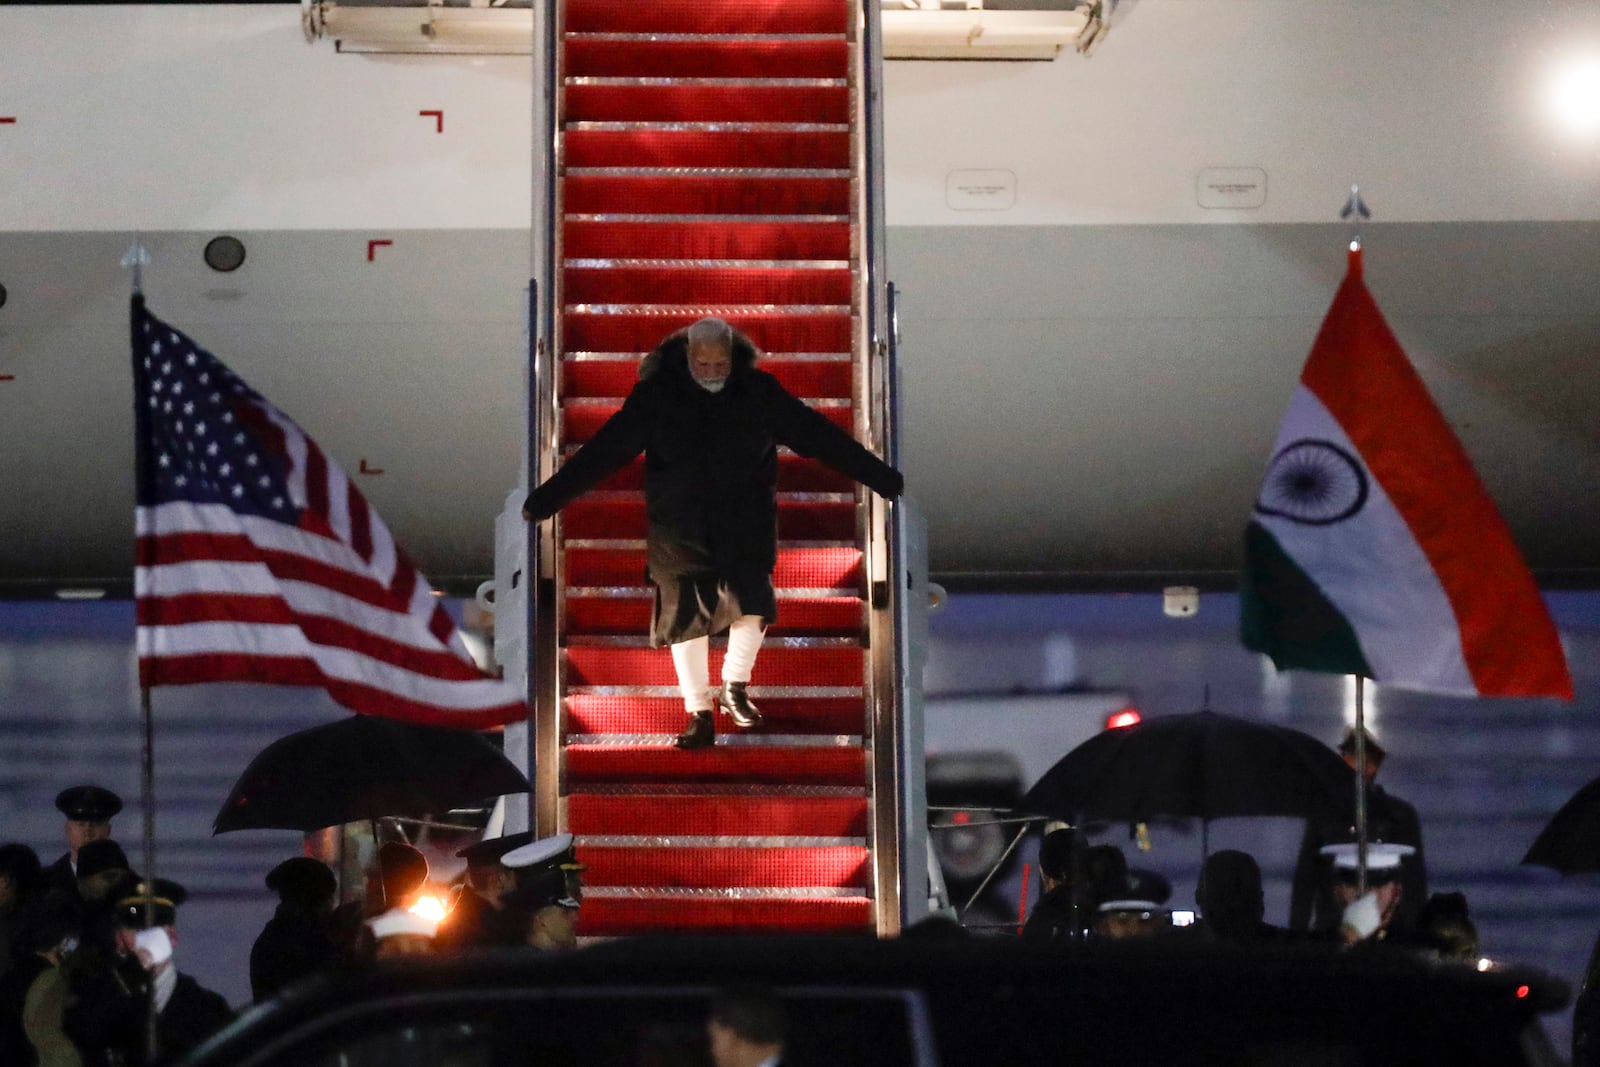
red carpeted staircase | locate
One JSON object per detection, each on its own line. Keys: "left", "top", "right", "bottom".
{"left": 548, "top": 0, "right": 884, "bottom": 936}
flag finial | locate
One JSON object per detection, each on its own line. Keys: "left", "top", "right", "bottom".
{"left": 1340, "top": 185, "right": 1371, "bottom": 249}
{"left": 121, "top": 237, "right": 151, "bottom": 296}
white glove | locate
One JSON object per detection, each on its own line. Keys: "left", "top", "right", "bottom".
{"left": 132, "top": 926, "right": 173, "bottom": 969}
{"left": 1342, "top": 892, "right": 1382, "bottom": 940}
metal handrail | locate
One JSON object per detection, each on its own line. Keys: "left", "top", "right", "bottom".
{"left": 858, "top": 0, "right": 910, "bottom": 936}
{"left": 529, "top": 0, "right": 564, "bottom": 837}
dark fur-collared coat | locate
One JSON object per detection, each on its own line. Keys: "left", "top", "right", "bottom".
{"left": 525, "top": 327, "right": 903, "bottom": 645}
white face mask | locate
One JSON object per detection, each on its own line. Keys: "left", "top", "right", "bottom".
{"left": 696, "top": 376, "right": 728, "bottom": 394}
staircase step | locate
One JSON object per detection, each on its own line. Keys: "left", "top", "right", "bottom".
{"left": 565, "top": 0, "right": 849, "bottom": 35}
{"left": 565, "top": 175, "right": 849, "bottom": 217}
{"left": 565, "top": 83, "right": 849, "bottom": 125}
{"left": 565, "top": 38, "right": 850, "bottom": 80}
{"left": 567, "top": 544, "right": 862, "bottom": 587}
{"left": 563, "top": 266, "right": 854, "bottom": 307}
{"left": 566, "top": 744, "right": 866, "bottom": 786}
{"left": 563, "top": 311, "right": 853, "bottom": 361}
{"left": 566, "top": 358, "right": 852, "bottom": 401}
{"left": 566, "top": 128, "right": 850, "bottom": 171}
{"left": 563, "top": 398, "right": 852, "bottom": 441}
{"left": 564, "top": 641, "right": 862, "bottom": 687}
{"left": 580, "top": 845, "right": 871, "bottom": 890}
{"left": 564, "top": 594, "right": 863, "bottom": 637}
{"left": 577, "top": 895, "right": 872, "bottom": 936}
{"left": 563, "top": 219, "right": 851, "bottom": 261}
{"left": 568, "top": 792, "right": 869, "bottom": 837}
{"left": 567, "top": 695, "right": 865, "bottom": 735}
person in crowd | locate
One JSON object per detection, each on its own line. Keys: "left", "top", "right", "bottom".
{"left": 497, "top": 835, "right": 585, "bottom": 952}
{"left": 1022, "top": 824, "right": 1093, "bottom": 941}
{"left": 1091, "top": 868, "right": 1174, "bottom": 941}
{"left": 0, "top": 900, "right": 81, "bottom": 1067}
{"left": 1323, "top": 842, "right": 1415, "bottom": 945}
{"left": 113, "top": 877, "right": 233, "bottom": 1064}
{"left": 40, "top": 788, "right": 122, "bottom": 900}
{"left": 435, "top": 830, "right": 536, "bottom": 951}
{"left": 0, "top": 843, "right": 44, "bottom": 978}
{"left": 1194, "top": 849, "right": 1287, "bottom": 943}
{"left": 368, "top": 841, "right": 430, "bottom": 915}
{"left": 365, "top": 908, "right": 437, "bottom": 959}
{"left": 706, "top": 987, "right": 787, "bottom": 1067}
{"left": 1083, "top": 843, "right": 1129, "bottom": 910}
{"left": 250, "top": 857, "right": 339, "bottom": 1001}
{"left": 502, "top": 868, "right": 581, "bottom": 952}
{"left": 71, "top": 841, "right": 135, "bottom": 914}
{"left": 1401, "top": 891, "right": 1479, "bottom": 961}
{"left": 523, "top": 316, "right": 904, "bottom": 750}
{"left": 1291, "top": 727, "right": 1426, "bottom": 933}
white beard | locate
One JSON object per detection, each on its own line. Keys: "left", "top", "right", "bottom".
{"left": 696, "top": 377, "right": 728, "bottom": 394}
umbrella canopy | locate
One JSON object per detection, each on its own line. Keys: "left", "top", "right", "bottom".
{"left": 214, "top": 715, "right": 529, "bottom": 833}
{"left": 1022, "top": 710, "right": 1356, "bottom": 826}
{"left": 1523, "top": 775, "right": 1600, "bottom": 874}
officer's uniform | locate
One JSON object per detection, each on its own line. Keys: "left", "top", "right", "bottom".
{"left": 40, "top": 785, "right": 122, "bottom": 900}
{"left": 434, "top": 830, "right": 537, "bottom": 952}
{"left": 498, "top": 834, "right": 585, "bottom": 950}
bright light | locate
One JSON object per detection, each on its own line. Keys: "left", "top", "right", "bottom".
{"left": 1105, "top": 709, "right": 1142, "bottom": 730}
{"left": 408, "top": 894, "right": 448, "bottom": 923}
{"left": 1477, "top": 957, "right": 1494, "bottom": 972}
{"left": 1516, "top": 984, "right": 1531, "bottom": 1000}
{"left": 1548, "top": 56, "right": 1600, "bottom": 137}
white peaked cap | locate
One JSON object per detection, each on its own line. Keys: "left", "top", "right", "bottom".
{"left": 502, "top": 832, "right": 575, "bottom": 870}
{"left": 366, "top": 907, "right": 437, "bottom": 940}
{"left": 1320, "top": 842, "right": 1416, "bottom": 870}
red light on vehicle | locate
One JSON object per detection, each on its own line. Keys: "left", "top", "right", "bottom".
{"left": 1516, "top": 985, "right": 1531, "bottom": 999}
{"left": 1105, "top": 709, "right": 1142, "bottom": 730}
{"left": 951, "top": 810, "right": 972, "bottom": 825}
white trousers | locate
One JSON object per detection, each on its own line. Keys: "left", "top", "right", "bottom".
{"left": 670, "top": 615, "right": 766, "bottom": 712}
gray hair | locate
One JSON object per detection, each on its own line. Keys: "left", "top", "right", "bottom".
{"left": 686, "top": 316, "right": 734, "bottom": 349}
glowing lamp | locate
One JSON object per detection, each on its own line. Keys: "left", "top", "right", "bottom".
{"left": 408, "top": 894, "right": 448, "bottom": 924}
{"left": 1105, "top": 709, "right": 1142, "bottom": 730}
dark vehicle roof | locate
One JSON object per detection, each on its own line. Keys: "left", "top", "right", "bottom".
{"left": 181, "top": 935, "right": 1569, "bottom": 1067}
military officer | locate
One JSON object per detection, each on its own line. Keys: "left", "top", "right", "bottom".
{"left": 40, "top": 784, "right": 122, "bottom": 898}
{"left": 500, "top": 834, "right": 585, "bottom": 951}
{"left": 435, "top": 830, "right": 536, "bottom": 951}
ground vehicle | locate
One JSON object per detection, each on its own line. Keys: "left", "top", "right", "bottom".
{"left": 177, "top": 934, "right": 1567, "bottom": 1067}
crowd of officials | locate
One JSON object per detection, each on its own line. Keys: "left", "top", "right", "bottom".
{"left": 0, "top": 726, "right": 1553, "bottom": 1066}
{"left": 0, "top": 785, "right": 587, "bottom": 1066}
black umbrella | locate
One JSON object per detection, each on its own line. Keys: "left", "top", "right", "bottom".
{"left": 214, "top": 715, "right": 529, "bottom": 833}
{"left": 1021, "top": 710, "right": 1357, "bottom": 853}
{"left": 1522, "top": 776, "right": 1600, "bottom": 874}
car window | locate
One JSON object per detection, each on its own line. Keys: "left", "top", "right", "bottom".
{"left": 247, "top": 988, "right": 924, "bottom": 1067}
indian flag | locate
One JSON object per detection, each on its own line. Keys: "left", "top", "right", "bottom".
{"left": 1241, "top": 247, "right": 1571, "bottom": 699}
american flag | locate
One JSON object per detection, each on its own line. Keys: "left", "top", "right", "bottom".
{"left": 132, "top": 296, "right": 525, "bottom": 728}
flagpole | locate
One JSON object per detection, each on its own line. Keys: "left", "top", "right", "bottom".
{"left": 1338, "top": 186, "right": 1373, "bottom": 899}
{"left": 124, "top": 235, "right": 161, "bottom": 1064}
{"left": 140, "top": 684, "right": 159, "bottom": 1063}
{"left": 1353, "top": 676, "right": 1368, "bottom": 896}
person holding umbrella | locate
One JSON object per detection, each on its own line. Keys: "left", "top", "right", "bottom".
{"left": 522, "top": 317, "right": 904, "bottom": 750}
{"left": 1290, "top": 726, "right": 1427, "bottom": 935}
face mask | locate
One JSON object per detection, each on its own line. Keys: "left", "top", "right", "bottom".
{"left": 696, "top": 376, "right": 728, "bottom": 394}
